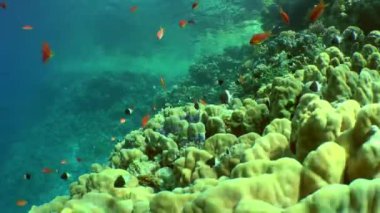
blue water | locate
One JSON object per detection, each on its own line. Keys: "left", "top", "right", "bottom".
{"left": 0, "top": 0, "right": 263, "bottom": 212}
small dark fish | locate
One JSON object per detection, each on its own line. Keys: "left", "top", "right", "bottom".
{"left": 194, "top": 101, "right": 200, "bottom": 110}
{"left": 188, "top": 19, "right": 196, "bottom": 25}
{"left": 192, "top": 1, "right": 199, "bottom": 9}
{"left": 23, "top": 173, "right": 31, "bottom": 180}
{"left": 217, "top": 79, "right": 224, "bottom": 86}
{"left": 309, "top": 81, "right": 318, "bottom": 92}
{"left": 331, "top": 35, "right": 342, "bottom": 45}
{"left": 60, "top": 172, "right": 71, "bottom": 180}
{"left": 309, "top": 81, "right": 321, "bottom": 92}
{"left": 76, "top": 157, "right": 82, "bottom": 162}
{"left": 225, "top": 148, "right": 230, "bottom": 155}
{"left": 205, "top": 157, "right": 216, "bottom": 167}
{"left": 290, "top": 142, "right": 296, "bottom": 154}
{"left": 125, "top": 107, "right": 133, "bottom": 115}
{"left": 0, "top": 2, "right": 6, "bottom": 9}
{"left": 114, "top": 175, "right": 126, "bottom": 188}
{"left": 219, "top": 90, "right": 232, "bottom": 104}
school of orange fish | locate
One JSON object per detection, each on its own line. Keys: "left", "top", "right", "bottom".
{"left": 1, "top": 0, "right": 327, "bottom": 207}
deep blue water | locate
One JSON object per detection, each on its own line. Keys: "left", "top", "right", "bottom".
{"left": 0, "top": 1, "right": 262, "bottom": 212}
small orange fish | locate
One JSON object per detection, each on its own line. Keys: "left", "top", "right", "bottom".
{"left": 42, "top": 167, "right": 53, "bottom": 174}
{"left": 249, "top": 32, "right": 271, "bottom": 45}
{"left": 179, "top": 20, "right": 187, "bottom": 28}
{"left": 309, "top": 0, "right": 327, "bottom": 22}
{"left": 42, "top": 42, "right": 53, "bottom": 63}
{"left": 120, "top": 118, "right": 126, "bottom": 124}
{"left": 60, "top": 159, "right": 68, "bottom": 165}
{"left": 238, "top": 74, "right": 245, "bottom": 84}
{"left": 160, "top": 76, "right": 166, "bottom": 90}
{"left": 16, "top": 199, "right": 27, "bottom": 207}
{"left": 0, "top": 2, "right": 6, "bottom": 9}
{"left": 130, "top": 6, "right": 138, "bottom": 13}
{"left": 22, "top": 25, "right": 33, "bottom": 30}
{"left": 142, "top": 115, "right": 150, "bottom": 127}
{"left": 192, "top": 1, "right": 198, "bottom": 9}
{"left": 279, "top": 7, "right": 289, "bottom": 24}
{"left": 157, "top": 27, "right": 164, "bottom": 40}
{"left": 199, "top": 99, "right": 207, "bottom": 105}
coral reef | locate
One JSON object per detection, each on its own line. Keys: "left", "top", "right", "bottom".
{"left": 30, "top": 25, "right": 380, "bottom": 213}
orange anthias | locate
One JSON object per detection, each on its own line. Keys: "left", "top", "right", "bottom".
{"left": 249, "top": 32, "right": 271, "bottom": 45}
{"left": 279, "top": 7, "right": 290, "bottom": 24}
{"left": 130, "top": 6, "right": 138, "bottom": 13}
{"left": 16, "top": 199, "right": 27, "bottom": 207}
{"left": 199, "top": 98, "right": 207, "bottom": 105}
{"left": 160, "top": 76, "right": 166, "bottom": 90}
{"left": 179, "top": 20, "right": 187, "bottom": 28}
{"left": 309, "top": 0, "right": 327, "bottom": 22}
{"left": 142, "top": 115, "right": 150, "bottom": 127}
{"left": 42, "top": 167, "right": 53, "bottom": 174}
{"left": 42, "top": 42, "right": 53, "bottom": 63}
{"left": 22, "top": 25, "right": 33, "bottom": 30}
{"left": 157, "top": 27, "right": 164, "bottom": 40}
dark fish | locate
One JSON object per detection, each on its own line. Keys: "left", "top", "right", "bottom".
{"left": 331, "top": 36, "right": 342, "bottom": 45}
{"left": 188, "top": 19, "right": 196, "bottom": 25}
{"left": 217, "top": 79, "right": 224, "bottom": 86}
{"left": 114, "top": 175, "right": 126, "bottom": 188}
{"left": 309, "top": 81, "right": 321, "bottom": 92}
{"left": 290, "top": 142, "right": 296, "bottom": 154}
{"left": 219, "top": 90, "right": 232, "bottom": 104}
{"left": 60, "top": 172, "right": 71, "bottom": 180}
{"left": 23, "top": 173, "right": 31, "bottom": 180}
{"left": 0, "top": 2, "right": 6, "bottom": 9}
{"left": 225, "top": 148, "right": 230, "bottom": 155}
{"left": 194, "top": 101, "right": 200, "bottom": 110}
{"left": 205, "top": 157, "right": 216, "bottom": 167}
{"left": 125, "top": 108, "right": 133, "bottom": 115}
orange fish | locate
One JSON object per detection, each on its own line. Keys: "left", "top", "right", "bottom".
{"left": 60, "top": 159, "right": 68, "bottom": 165}
{"left": 130, "top": 6, "right": 138, "bottom": 13}
{"left": 279, "top": 7, "right": 289, "bottom": 24}
{"left": 120, "top": 118, "right": 126, "bottom": 124}
{"left": 199, "top": 99, "right": 207, "bottom": 105}
{"left": 238, "top": 74, "right": 245, "bottom": 84}
{"left": 22, "top": 25, "right": 33, "bottom": 30}
{"left": 160, "top": 76, "right": 166, "bottom": 90}
{"left": 192, "top": 1, "right": 198, "bottom": 9}
{"left": 179, "top": 20, "right": 187, "bottom": 28}
{"left": 142, "top": 115, "right": 150, "bottom": 127}
{"left": 16, "top": 199, "right": 27, "bottom": 207}
{"left": 42, "top": 42, "right": 53, "bottom": 63}
{"left": 249, "top": 32, "right": 271, "bottom": 45}
{"left": 0, "top": 2, "right": 6, "bottom": 9}
{"left": 309, "top": 0, "right": 327, "bottom": 22}
{"left": 157, "top": 27, "right": 164, "bottom": 40}
{"left": 42, "top": 167, "right": 53, "bottom": 174}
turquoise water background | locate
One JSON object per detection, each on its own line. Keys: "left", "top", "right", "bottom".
{"left": 0, "top": 0, "right": 263, "bottom": 212}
